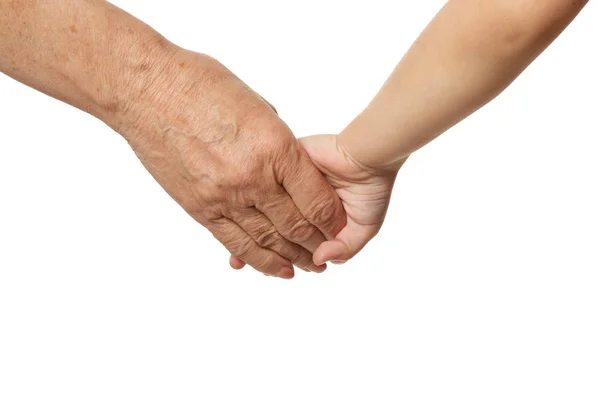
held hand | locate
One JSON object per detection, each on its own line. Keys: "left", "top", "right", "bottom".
{"left": 231, "top": 133, "right": 401, "bottom": 268}
{"left": 298, "top": 134, "right": 402, "bottom": 265}
{"left": 117, "top": 50, "right": 346, "bottom": 278}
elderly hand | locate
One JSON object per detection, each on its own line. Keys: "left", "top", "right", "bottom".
{"left": 116, "top": 49, "right": 346, "bottom": 279}
{"left": 231, "top": 133, "right": 402, "bottom": 269}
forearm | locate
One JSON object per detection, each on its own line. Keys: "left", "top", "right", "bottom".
{"left": 340, "top": 0, "right": 588, "bottom": 171}
{"left": 0, "top": 0, "right": 175, "bottom": 132}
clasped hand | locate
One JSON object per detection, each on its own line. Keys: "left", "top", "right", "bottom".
{"left": 119, "top": 49, "right": 398, "bottom": 279}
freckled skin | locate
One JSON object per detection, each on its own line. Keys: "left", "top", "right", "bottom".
{"left": 0, "top": 1, "right": 347, "bottom": 278}
{"left": 121, "top": 52, "right": 347, "bottom": 277}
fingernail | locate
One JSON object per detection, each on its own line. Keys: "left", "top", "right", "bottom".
{"left": 277, "top": 266, "right": 294, "bottom": 280}
{"left": 312, "top": 264, "right": 327, "bottom": 273}
{"left": 331, "top": 260, "right": 347, "bottom": 265}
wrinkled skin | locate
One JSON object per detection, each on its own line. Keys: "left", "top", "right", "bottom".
{"left": 121, "top": 50, "right": 346, "bottom": 278}
{"left": 231, "top": 134, "right": 403, "bottom": 269}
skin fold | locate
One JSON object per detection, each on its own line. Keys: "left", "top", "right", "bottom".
{"left": 0, "top": 0, "right": 348, "bottom": 279}
{"left": 231, "top": 0, "right": 589, "bottom": 268}
{"left": 0, "top": 0, "right": 589, "bottom": 277}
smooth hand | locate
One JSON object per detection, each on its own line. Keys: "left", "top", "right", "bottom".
{"left": 298, "top": 134, "right": 401, "bottom": 264}
{"left": 115, "top": 50, "right": 346, "bottom": 278}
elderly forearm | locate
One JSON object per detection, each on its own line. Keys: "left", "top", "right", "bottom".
{"left": 340, "top": 0, "right": 588, "bottom": 170}
{"left": 0, "top": 0, "right": 176, "bottom": 131}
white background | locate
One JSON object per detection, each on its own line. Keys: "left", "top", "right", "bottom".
{"left": 1, "top": 1, "right": 599, "bottom": 398}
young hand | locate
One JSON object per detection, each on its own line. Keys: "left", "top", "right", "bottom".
{"left": 297, "top": 134, "right": 404, "bottom": 264}
{"left": 230, "top": 133, "right": 403, "bottom": 270}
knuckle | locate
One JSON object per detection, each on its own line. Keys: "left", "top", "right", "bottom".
{"left": 289, "top": 249, "right": 305, "bottom": 265}
{"left": 274, "top": 144, "right": 301, "bottom": 178}
{"left": 255, "top": 228, "right": 281, "bottom": 248}
{"left": 231, "top": 238, "right": 255, "bottom": 259}
{"left": 282, "top": 218, "right": 316, "bottom": 243}
{"left": 193, "top": 208, "right": 222, "bottom": 225}
{"left": 307, "top": 195, "right": 338, "bottom": 227}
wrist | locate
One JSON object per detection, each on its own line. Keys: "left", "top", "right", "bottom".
{"left": 338, "top": 123, "right": 408, "bottom": 175}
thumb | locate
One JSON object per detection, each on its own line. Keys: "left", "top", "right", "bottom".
{"left": 312, "top": 219, "right": 379, "bottom": 265}
{"left": 298, "top": 134, "right": 336, "bottom": 159}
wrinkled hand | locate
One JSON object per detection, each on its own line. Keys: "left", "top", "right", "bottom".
{"left": 118, "top": 49, "right": 346, "bottom": 278}
{"left": 232, "top": 133, "right": 403, "bottom": 268}
{"left": 297, "top": 134, "right": 402, "bottom": 264}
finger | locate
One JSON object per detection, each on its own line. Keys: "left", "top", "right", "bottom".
{"left": 209, "top": 217, "right": 295, "bottom": 279}
{"left": 229, "top": 256, "right": 246, "bottom": 270}
{"left": 229, "top": 253, "right": 327, "bottom": 273}
{"left": 280, "top": 146, "right": 347, "bottom": 240}
{"left": 312, "top": 218, "right": 380, "bottom": 265}
{"left": 256, "top": 187, "right": 328, "bottom": 254}
{"left": 231, "top": 208, "right": 326, "bottom": 273}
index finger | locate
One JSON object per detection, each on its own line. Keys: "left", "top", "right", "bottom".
{"left": 279, "top": 145, "right": 347, "bottom": 240}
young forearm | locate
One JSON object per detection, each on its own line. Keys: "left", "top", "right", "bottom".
{"left": 0, "top": 0, "right": 175, "bottom": 131}
{"left": 340, "top": 0, "right": 588, "bottom": 171}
